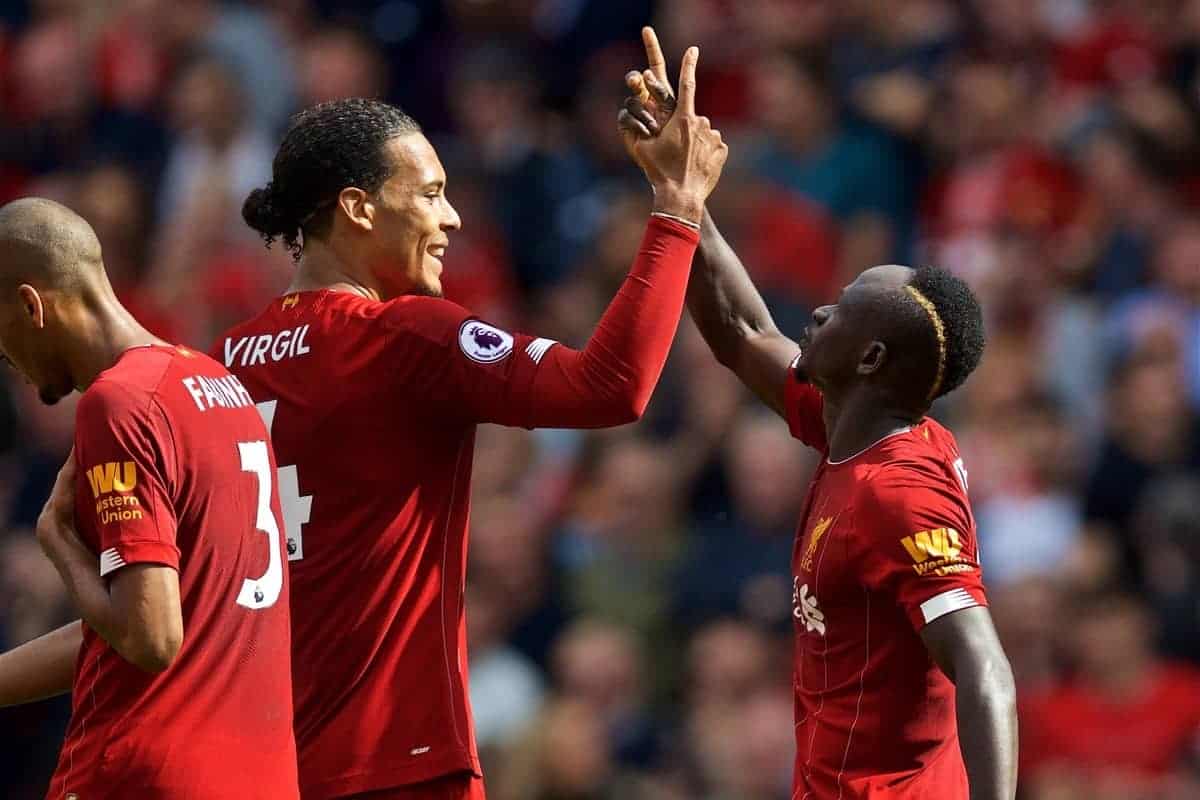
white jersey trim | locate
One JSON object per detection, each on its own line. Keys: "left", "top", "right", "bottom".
{"left": 825, "top": 427, "right": 913, "bottom": 465}
{"left": 920, "top": 587, "right": 979, "bottom": 625}
{"left": 99, "top": 547, "right": 127, "bottom": 577}
{"left": 525, "top": 338, "right": 558, "bottom": 365}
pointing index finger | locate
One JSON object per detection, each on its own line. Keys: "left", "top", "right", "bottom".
{"left": 677, "top": 46, "right": 698, "bottom": 116}
{"left": 642, "top": 26, "right": 669, "bottom": 84}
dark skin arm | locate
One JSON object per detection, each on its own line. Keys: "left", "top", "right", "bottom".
{"left": 620, "top": 27, "right": 800, "bottom": 418}
{"left": 37, "top": 453, "right": 184, "bottom": 674}
{"left": 0, "top": 621, "right": 80, "bottom": 707}
{"left": 690, "top": 209, "right": 802, "bottom": 416}
{"left": 921, "top": 606, "right": 1019, "bottom": 800}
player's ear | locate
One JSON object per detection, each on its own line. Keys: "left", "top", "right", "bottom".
{"left": 17, "top": 284, "right": 45, "bottom": 329}
{"left": 337, "top": 187, "right": 374, "bottom": 232}
{"left": 857, "top": 341, "right": 887, "bottom": 376}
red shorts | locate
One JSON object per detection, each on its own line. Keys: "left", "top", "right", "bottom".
{"left": 339, "top": 773, "right": 485, "bottom": 800}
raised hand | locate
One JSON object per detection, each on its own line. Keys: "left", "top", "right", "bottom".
{"left": 620, "top": 27, "right": 679, "bottom": 139}
{"left": 621, "top": 42, "right": 727, "bottom": 225}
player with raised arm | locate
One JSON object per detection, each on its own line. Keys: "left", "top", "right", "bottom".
{"left": 216, "top": 49, "right": 725, "bottom": 800}
{"left": 619, "top": 29, "right": 1017, "bottom": 800}
{"left": 0, "top": 199, "right": 298, "bottom": 798}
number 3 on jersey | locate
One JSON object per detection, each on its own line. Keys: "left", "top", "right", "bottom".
{"left": 237, "top": 440, "right": 283, "bottom": 608}
{"left": 256, "top": 400, "right": 312, "bottom": 561}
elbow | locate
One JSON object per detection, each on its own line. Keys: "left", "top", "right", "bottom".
{"left": 123, "top": 626, "right": 183, "bottom": 674}
{"left": 963, "top": 652, "right": 1017, "bottom": 710}
{"left": 608, "top": 393, "right": 647, "bottom": 426}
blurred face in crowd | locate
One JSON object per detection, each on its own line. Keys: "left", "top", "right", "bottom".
{"left": 172, "top": 59, "right": 245, "bottom": 147}
{"left": 688, "top": 621, "right": 774, "bottom": 706}
{"left": 728, "top": 413, "right": 813, "bottom": 529}
{"left": 554, "top": 621, "right": 643, "bottom": 717}
{"left": 753, "top": 53, "right": 832, "bottom": 145}
{"left": 594, "top": 439, "right": 678, "bottom": 537}
{"left": 1071, "top": 598, "right": 1154, "bottom": 684}
{"left": 360, "top": 134, "right": 462, "bottom": 298}
{"left": 537, "top": 700, "right": 613, "bottom": 793}
{"left": 1155, "top": 219, "right": 1200, "bottom": 303}
{"left": 302, "top": 29, "right": 385, "bottom": 105}
{"left": 1112, "top": 357, "right": 1190, "bottom": 458}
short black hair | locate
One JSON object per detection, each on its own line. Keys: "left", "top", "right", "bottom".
{"left": 243, "top": 98, "right": 421, "bottom": 259}
{"left": 873, "top": 265, "right": 985, "bottom": 408}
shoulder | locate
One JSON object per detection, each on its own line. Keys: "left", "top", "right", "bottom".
{"left": 855, "top": 445, "right": 968, "bottom": 526}
{"left": 80, "top": 349, "right": 178, "bottom": 415}
{"left": 77, "top": 375, "right": 161, "bottom": 437}
{"left": 375, "top": 296, "right": 520, "bottom": 364}
{"left": 374, "top": 295, "right": 474, "bottom": 337}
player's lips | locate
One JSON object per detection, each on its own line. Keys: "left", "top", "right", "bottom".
{"left": 426, "top": 243, "right": 448, "bottom": 270}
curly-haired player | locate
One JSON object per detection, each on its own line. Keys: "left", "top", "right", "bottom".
{"left": 214, "top": 50, "right": 727, "bottom": 800}
{"left": 620, "top": 28, "right": 1017, "bottom": 800}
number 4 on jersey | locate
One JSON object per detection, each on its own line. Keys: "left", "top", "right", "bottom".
{"left": 256, "top": 400, "right": 312, "bottom": 561}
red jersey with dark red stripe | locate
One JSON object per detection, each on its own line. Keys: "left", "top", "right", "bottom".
{"left": 784, "top": 376, "right": 987, "bottom": 799}
{"left": 53, "top": 344, "right": 297, "bottom": 800}
{"left": 214, "top": 217, "right": 699, "bottom": 799}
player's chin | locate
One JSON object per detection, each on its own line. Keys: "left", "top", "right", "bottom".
{"left": 38, "top": 384, "right": 67, "bottom": 406}
{"left": 414, "top": 276, "right": 444, "bottom": 299}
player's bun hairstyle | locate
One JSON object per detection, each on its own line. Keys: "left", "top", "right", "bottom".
{"left": 906, "top": 266, "right": 986, "bottom": 400}
{"left": 243, "top": 98, "right": 421, "bottom": 259}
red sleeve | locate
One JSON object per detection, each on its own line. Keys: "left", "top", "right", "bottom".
{"left": 392, "top": 216, "right": 700, "bottom": 428}
{"left": 75, "top": 380, "right": 180, "bottom": 577}
{"left": 783, "top": 366, "right": 828, "bottom": 452}
{"left": 853, "top": 464, "right": 987, "bottom": 631}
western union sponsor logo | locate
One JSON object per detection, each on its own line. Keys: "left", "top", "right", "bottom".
{"left": 901, "top": 528, "right": 961, "bottom": 563}
{"left": 85, "top": 461, "right": 137, "bottom": 499}
{"left": 901, "top": 528, "right": 971, "bottom": 576}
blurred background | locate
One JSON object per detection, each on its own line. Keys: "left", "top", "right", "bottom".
{"left": 1, "top": 0, "right": 1199, "bottom": 798}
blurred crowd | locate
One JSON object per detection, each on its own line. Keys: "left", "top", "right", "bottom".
{"left": 1, "top": 1, "right": 1199, "bottom": 798}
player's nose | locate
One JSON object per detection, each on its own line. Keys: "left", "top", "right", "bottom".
{"left": 812, "top": 305, "right": 833, "bottom": 326}
{"left": 442, "top": 198, "right": 462, "bottom": 231}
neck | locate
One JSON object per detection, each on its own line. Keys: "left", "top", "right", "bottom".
{"left": 822, "top": 387, "right": 921, "bottom": 463}
{"left": 68, "top": 292, "right": 165, "bottom": 391}
{"left": 289, "top": 238, "right": 381, "bottom": 301}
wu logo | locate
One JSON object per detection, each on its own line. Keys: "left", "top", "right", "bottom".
{"left": 901, "top": 528, "right": 961, "bottom": 564}
{"left": 85, "top": 462, "right": 137, "bottom": 498}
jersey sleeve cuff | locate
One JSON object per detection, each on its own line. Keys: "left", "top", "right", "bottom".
{"left": 783, "top": 368, "right": 826, "bottom": 449}
{"left": 99, "top": 542, "right": 181, "bottom": 577}
{"left": 913, "top": 586, "right": 988, "bottom": 628}
{"left": 646, "top": 214, "right": 702, "bottom": 244}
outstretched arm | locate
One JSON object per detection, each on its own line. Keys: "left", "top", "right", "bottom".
{"left": 690, "top": 209, "right": 801, "bottom": 416}
{"left": 401, "top": 46, "right": 728, "bottom": 431}
{"left": 0, "top": 621, "right": 80, "bottom": 707}
{"left": 921, "top": 607, "right": 1019, "bottom": 800}
{"left": 621, "top": 27, "right": 800, "bottom": 418}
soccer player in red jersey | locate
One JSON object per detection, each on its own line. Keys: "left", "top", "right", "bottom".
{"left": 214, "top": 50, "right": 725, "bottom": 800}
{"left": 0, "top": 198, "right": 299, "bottom": 799}
{"left": 621, "top": 29, "right": 1018, "bottom": 800}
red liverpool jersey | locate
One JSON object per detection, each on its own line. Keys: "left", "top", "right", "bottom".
{"left": 784, "top": 374, "right": 988, "bottom": 800}
{"left": 215, "top": 217, "right": 699, "bottom": 798}
{"left": 51, "top": 344, "right": 297, "bottom": 800}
